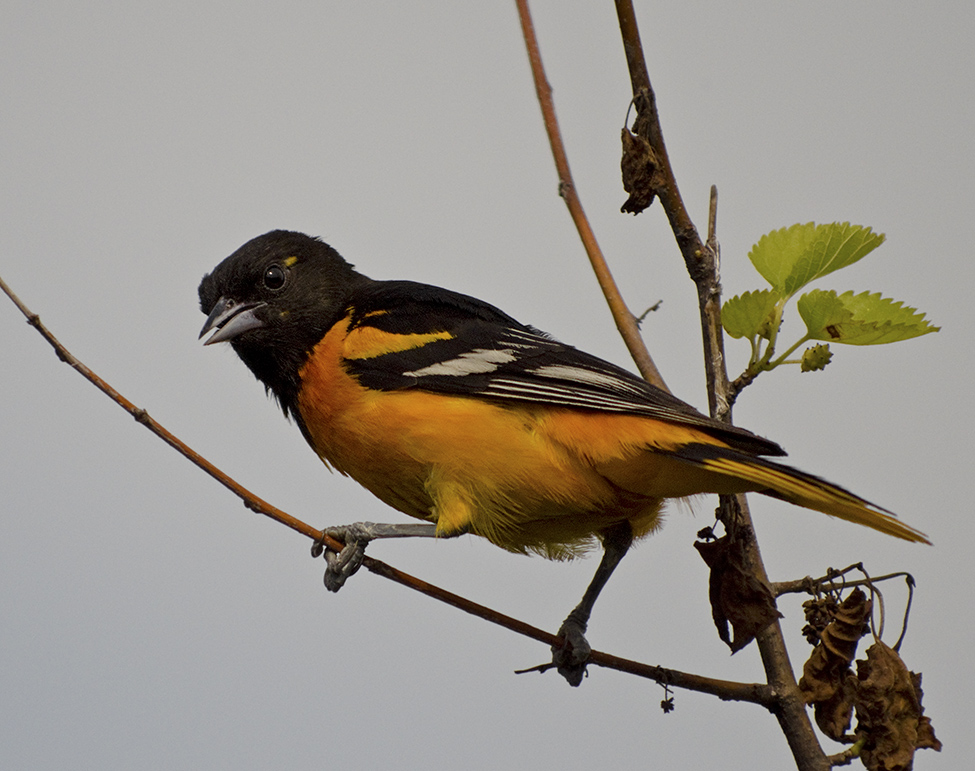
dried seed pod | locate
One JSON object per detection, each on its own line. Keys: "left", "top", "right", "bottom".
{"left": 802, "top": 595, "right": 839, "bottom": 646}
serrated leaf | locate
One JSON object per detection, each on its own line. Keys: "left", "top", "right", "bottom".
{"left": 790, "top": 223, "right": 885, "bottom": 294}
{"left": 749, "top": 223, "right": 885, "bottom": 295}
{"left": 798, "top": 289, "right": 940, "bottom": 345}
{"left": 796, "top": 290, "right": 855, "bottom": 338}
{"left": 722, "top": 289, "right": 780, "bottom": 339}
{"left": 749, "top": 223, "right": 819, "bottom": 291}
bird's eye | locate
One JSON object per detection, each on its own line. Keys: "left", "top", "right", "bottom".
{"left": 263, "top": 264, "right": 287, "bottom": 291}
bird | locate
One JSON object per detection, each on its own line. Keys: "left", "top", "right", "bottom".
{"left": 198, "top": 229, "right": 928, "bottom": 685}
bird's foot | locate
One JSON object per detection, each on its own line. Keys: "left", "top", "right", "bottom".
{"left": 311, "top": 522, "right": 377, "bottom": 592}
{"left": 311, "top": 521, "right": 440, "bottom": 591}
{"left": 551, "top": 613, "right": 591, "bottom": 687}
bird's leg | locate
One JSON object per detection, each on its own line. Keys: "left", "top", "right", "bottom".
{"left": 552, "top": 521, "right": 634, "bottom": 686}
{"left": 311, "top": 522, "right": 440, "bottom": 591}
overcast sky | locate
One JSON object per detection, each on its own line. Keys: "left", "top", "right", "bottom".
{"left": 2, "top": 2, "right": 970, "bottom": 769}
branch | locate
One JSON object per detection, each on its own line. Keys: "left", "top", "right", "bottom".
{"left": 773, "top": 567, "right": 916, "bottom": 598}
{"left": 515, "top": 0, "right": 667, "bottom": 392}
{"left": 1, "top": 271, "right": 771, "bottom": 706}
{"left": 612, "top": 3, "right": 829, "bottom": 769}
{"left": 614, "top": 0, "right": 730, "bottom": 416}
{"left": 826, "top": 741, "right": 865, "bottom": 767}
{"left": 0, "top": 274, "right": 324, "bottom": 546}
{"left": 378, "top": 557, "right": 774, "bottom": 706}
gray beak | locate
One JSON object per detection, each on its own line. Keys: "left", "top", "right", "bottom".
{"left": 199, "top": 296, "right": 266, "bottom": 345}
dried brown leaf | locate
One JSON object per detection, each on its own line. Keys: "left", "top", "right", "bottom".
{"left": 814, "top": 672, "right": 857, "bottom": 742}
{"left": 694, "top": 534, "right": 782, "bottom": 652}
{"left": 855, "top": 642, "right": 942, "bottom": 770}
{"left": 821, "top": 588, "right": 872, "bottom": 662}
{"left": 798, "top": 588, "right": 872, "bottom": 740}
{"left": 620, "top": 128, "right": 659, "bottom": 214}
{"left": 911, "top": 673, "right": 941, "bottom": 751}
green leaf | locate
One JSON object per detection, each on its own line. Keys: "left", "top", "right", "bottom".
{"left": 749, "top": 223, "right": 819, "bottom": 291}
{"left": 748, "top": 223, "right": 885, "bottom": 295}
{"left": 722, "top": 289, "right": 780, "bottom": 339}
{"left": 797, "top": 289, "right": 940, "bottom": 345}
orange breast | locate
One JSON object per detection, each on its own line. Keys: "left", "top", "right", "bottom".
{"left": 294, "top": 318, "right": 738, "bottom": 558}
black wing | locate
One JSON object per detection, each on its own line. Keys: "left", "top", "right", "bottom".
{"left": 342, "top": 280, "right": 785, "bottom": 457}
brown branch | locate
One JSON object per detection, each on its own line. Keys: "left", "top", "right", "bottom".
{"left": 614, "top": 0, "right": 731, "bottom": 417}
{"left": 0, "top": 274, "right": 326, "bottom": 546}
{"left": 1, "top": 271, "right": 772, "bottom": 706}
{"left": 614, "top": 2, "right": 707, "bottom": 278}
{"left": 826, "top": 741, "right": 865, "bottom": 767}
{"left": 612, "top": 3, "right": 829, "bottom": 769}
{"left": 773, "top": 567, "right": 916, "bottom": 598}
{"left": 515, "top": 0, "right": 667, "bottom": 392}
{"left": 371, "top": 557, "right": 774, "bottom": 706}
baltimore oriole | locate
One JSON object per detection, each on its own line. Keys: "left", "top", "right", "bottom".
{"left": 199, "top": 230, "right": 928, "bottom": 684}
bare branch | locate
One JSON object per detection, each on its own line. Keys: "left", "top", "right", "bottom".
{"left": 773, "top": 567, "right": 916, "bottom": 598}
{"left": 514, "top": 0, "right": 667, "bottom": 391}
{"left": 0, "top": 274, "right": 326, "bottom": 546}
{"left": 611, "top": 3, "right": 830, "bottom": 768}
{"left": 826, "top": 741, "right": 865, "bottom": 767}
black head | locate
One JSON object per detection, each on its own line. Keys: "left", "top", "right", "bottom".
{"left": 199, "top": 230, "right": 371, "bottom": 417}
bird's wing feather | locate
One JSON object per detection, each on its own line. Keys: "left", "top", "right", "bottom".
{"left": 341, "top": 281, "right": 785, "bottom": 456}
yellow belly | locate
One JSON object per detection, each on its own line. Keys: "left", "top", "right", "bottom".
{"left": 294, "top": 322, "right": 746, "bottom": 559}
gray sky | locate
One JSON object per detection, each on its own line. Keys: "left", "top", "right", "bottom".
{"left": 2, "top": 2, "right": 970, "bottom": 768}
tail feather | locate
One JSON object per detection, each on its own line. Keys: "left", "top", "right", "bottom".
{"left": 674, "top": 444, "right": 930, "bottom": 544}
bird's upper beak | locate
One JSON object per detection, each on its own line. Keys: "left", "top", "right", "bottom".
{"left": 199, "top": 296, "right": 266, "bottom": 345}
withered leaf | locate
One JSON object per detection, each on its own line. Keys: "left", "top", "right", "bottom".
{"left": 620, "top": 128, "right": 659, "bottom": 215}
{"left": 813, "top": 671, "right": 857, "bottom": 742}
{"left": 821, "top": 588, "right": 872, "bottom": 663}
{"left": 800, "top": 643, "right": 844, "bottom": 704}
{"left": 798, "top": 588, "right": 871, "bottom": 740}
{"left": 694, "top": 534, "right": 782, "bottom": 652}
{"left": 855, "top": 642, "right": 942, "bottom": 770}
{"left": 911, "top": 673, "right": 941, "bottom": 751}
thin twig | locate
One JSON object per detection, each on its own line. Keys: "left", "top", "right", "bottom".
{"left": 614, "top": 0, "right": 707, "bottom": 280}
{"left": 515, "top": 0, "right": 667, "bottom": 392}
{"left": 773, "top": 565, "right": 916, "bottom": 653}
{"left": 893, "top": 575, "right": 914, "bottom": 652}
{"left": 707, "top": 184, "right": 719, "bottom": 249}
{"left": 0, "top": 275, "right": 325, "bottom": 545}
{"left": 1, "top": 271, "right": 772, "bottom": 704}
{"left": 614, "top": 0, "right": 732, "bottom": 417}
{"left": 374, "top": 557, "right": 774, "bottom": 705}
{"left": 826, "top": 740, "right": 865, "bottom": 767}
{"left": 773, "top": 569, "right": 915, "bottom": 598}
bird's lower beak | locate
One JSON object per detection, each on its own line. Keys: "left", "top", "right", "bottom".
{"left": 199, "top": 296, "right": 266, "bottom": 345}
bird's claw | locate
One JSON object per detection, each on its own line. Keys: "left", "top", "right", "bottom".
{"left": 515, "top": 612, "right": 593, "bottom": 685}
{"left": 323, "top": 542, "right": 365, "bottom": 591}
{"left": 551, "top": 614, "right": 591, "bottom": 687}
{"left": 312, "top": 523, "right": 376, "bottom": 592}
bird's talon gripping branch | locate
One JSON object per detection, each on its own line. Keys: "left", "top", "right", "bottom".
{"left": 315, "top": 522, "right": 380, "bottom": 592}
{"left": 552, "top": 613, "right": 592, "bottom": 687}
{"left": 310, "top": 538, "right": 325, "bottom": 560}
{"left": 322, "top": 540, "right": 366, "bottom": 592}
{"left": 312, "top": 522, "right": 440, "bottom": 591}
